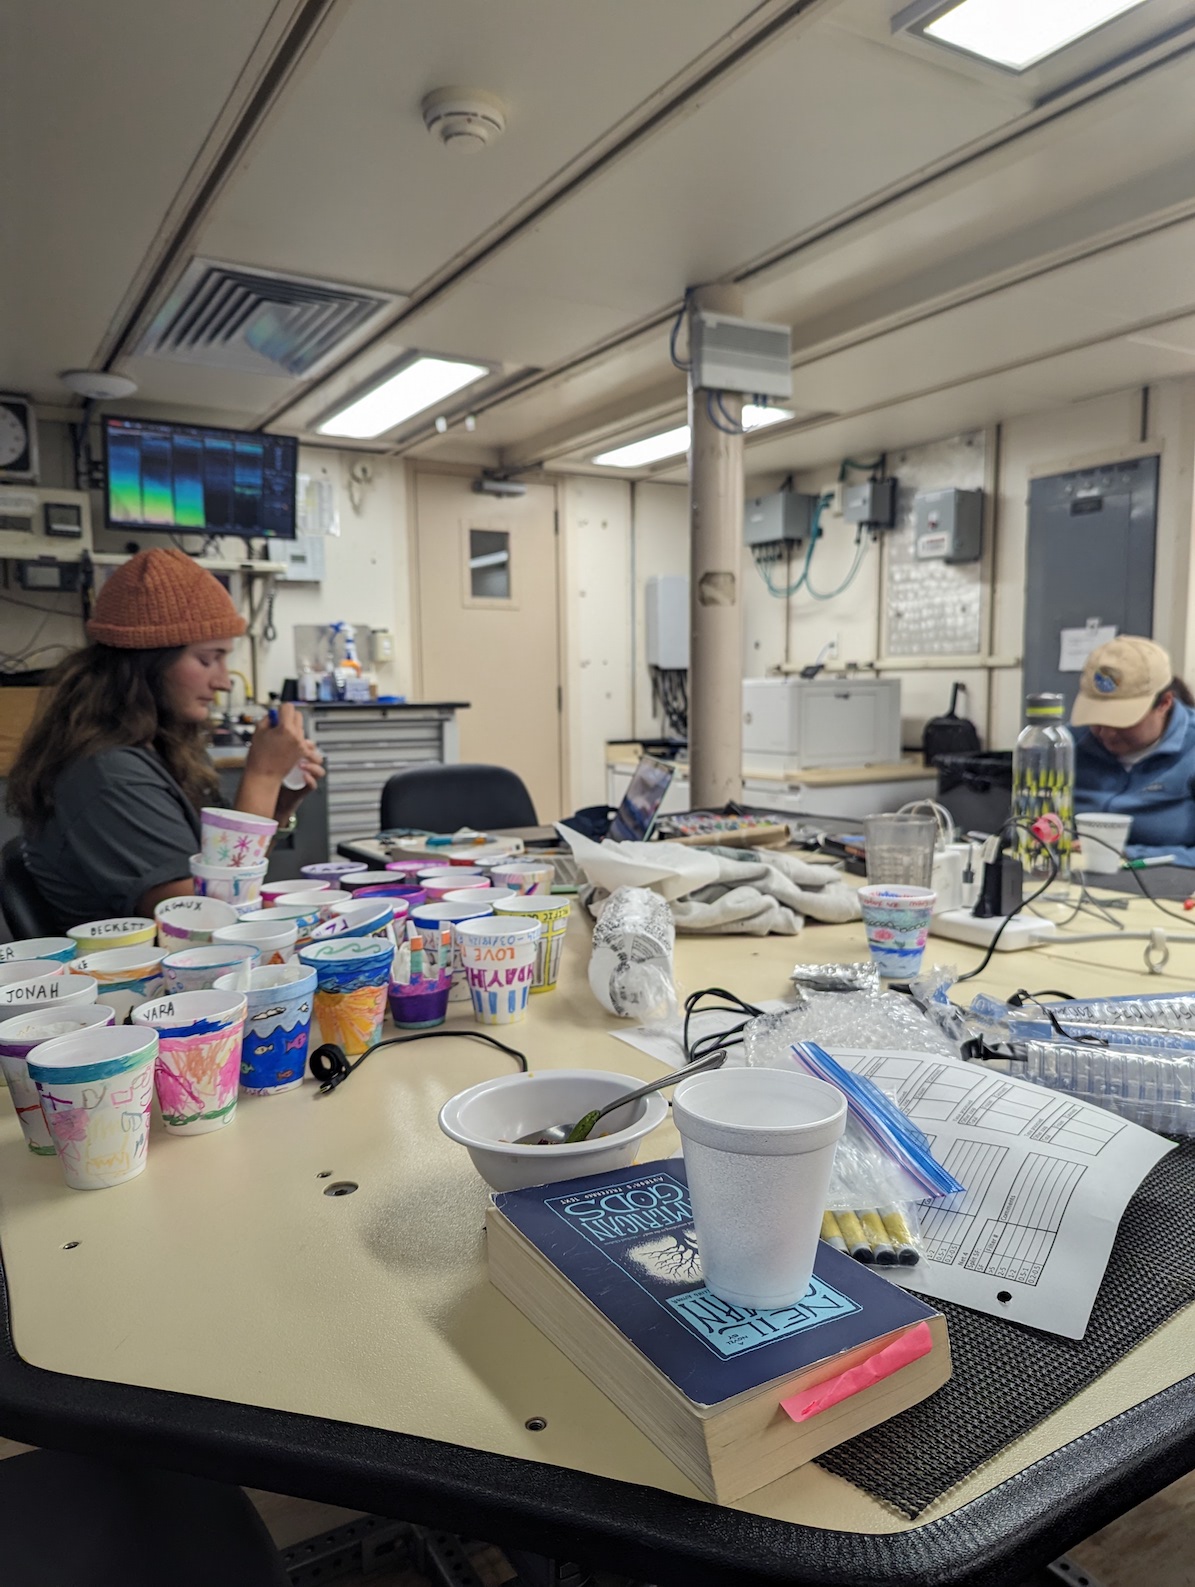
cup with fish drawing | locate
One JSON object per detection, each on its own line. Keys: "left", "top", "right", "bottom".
{"left": 0, "top": 1004, "right": 116, "bottom": 1156}
{"left": 200, "top": 807, "right": 278, "bottom": 868}
{"left": 215, "top": 962, "right": 316, "bottom": 1095}
{"left": 27, "top": 1024, "right": 158, "bottom": 1189}
{"left": 131, "top": 990, "right": 247, "bottom": 1136}
{"left": 454, "top": 917, "right": 540, "bottom": 1026}
{"left": 299, "top": 938, "right": 393, "bottom": 1057}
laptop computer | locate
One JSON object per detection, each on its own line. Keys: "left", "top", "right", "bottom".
{"left": 606, "top": 754, "right": 676, "bottom": 843}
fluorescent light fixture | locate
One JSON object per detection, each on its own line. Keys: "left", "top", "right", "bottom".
{"left": 592, "top": 406, "right": 794, "bottom": 467}
{"left": 916, "top": 0, "right": 1146, "bottom": 71}
{"left": 318, "top": 355, "right": 488, "bottom": 439}
{"left": 593, "top": 425, "right": 691, "bottom": 468}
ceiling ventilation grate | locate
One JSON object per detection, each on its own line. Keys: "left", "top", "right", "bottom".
{"left": 135, "top": 260, "right": 400, "bottom": 378}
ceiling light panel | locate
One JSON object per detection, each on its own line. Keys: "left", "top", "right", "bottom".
{"left": 911, "top": 0, "right": 1147, "bottom": 71}
{"left": 591, "top": 406, "right": 795, "bottom": 467}
{"left": 318, "top": 356, "right": 488, "bottom": 439}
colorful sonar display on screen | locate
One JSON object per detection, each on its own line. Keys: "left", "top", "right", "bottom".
{"left": 103, "top": 417, "right": 298, "bottom": 539}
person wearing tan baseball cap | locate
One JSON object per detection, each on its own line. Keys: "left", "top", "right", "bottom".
{"left": 1073, "top": 635, "right": 1195, "bottom": 866}
{"left": 9, "top": 549, "right": 323, "bottom": 930}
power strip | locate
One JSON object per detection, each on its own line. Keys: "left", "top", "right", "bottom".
{"left": 930, "top": 909, "right": 1058, "bottom": 951}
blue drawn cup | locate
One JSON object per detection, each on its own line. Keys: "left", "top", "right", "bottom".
{"left": 215, "top": 962, "right": 316, "bottom": 1095}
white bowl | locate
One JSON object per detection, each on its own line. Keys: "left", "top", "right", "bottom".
{"left": 438, "top": 1068, "right": 668, "bottom": 1192}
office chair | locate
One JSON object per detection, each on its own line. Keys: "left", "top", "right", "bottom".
{"left": 380, "top": 762, "right": 538, "bottom": 833}
{"left": 0, "top": 839, "right": 59, "bottom": 939}
{"left": 0, "top": 1449, "right": 288, "bottom": 1585}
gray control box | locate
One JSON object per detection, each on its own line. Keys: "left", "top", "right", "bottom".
{"left": 744, "top": 490, "right": 816, "bottom": 548}
{"left": 690, "top": 311, "right": 792, "bottom": 400}
{"left": 913, "top": 487, "right": 983, "bottom": 563}
{"left": 842, "top": 478, "right": 896, "bottom": 528}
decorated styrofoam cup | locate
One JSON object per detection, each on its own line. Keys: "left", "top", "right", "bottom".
{"left": 302, "top": 861, "right": 368, "bottom": 882}
{"left": 383, "top": 859, "right": 427, "bottom": 877}
{"left": 276, "top": 887, "right": 350, "bottom": 920}
{"left": 154, "top": 895, "right": 239, "bottom": 949}
{"left": 28, "top": 1024, "right": 158, "bottom": 1189}
{"left": 0, "top": 1004, "right": 116, "bottom": 1155}
{"left": 261, "top": 877, "right": 331, "bottom": 907}
{"left": 189, "top": 855, "right": 268, "bottom": 907}
{"left": 212, "top": 918, "right": 298, "bottom": 966}
{"left": 298, "top": 938, "right": 392, "bottom": 1057}
{"left": 443, "top": 886, "right": 515, "bottom": 907}
{"left": 0, "top": 960, "right": 65, "bottom": 990}
{"left": 200, "top": 807, "right": 277, "bottom": 868}
{"left": 494, "top": 896, "right": 571, "bottom": 993}
{"left": 490, "top": 863, "right": 554, "bottom": 897}
{"left": 238, "top": 903, "right": 325, "bottom": 946}
{"left": 857, "top": 884, "right": 937, "bottom": 979}
{"left": 132, "top": 990, "right": 248, "bottom": 1135}
{"left": 454, "top": 917, "right": 540, "bottom": 1025}
{"left": 214, "top": 962, "right": 316, "bottom": 1095}
{"left": 162, "top": 943, "right": 261, "bottom": 994}
{"left": 310, "top": 900, "right": 399, "bottom": 942}
{"left": 424, "top": 873, "right": 489, "bottom": 902}
{"left": 0, "top": 937, "right": 76, "bottom": 967}
{"left": 410, "top": 900, "right": 493, "bottom": 1002}
{"left": 67, "top": 917, "right": 156, "bottom": 955}
{"left": 69, "top": 946, "right": 167, "bottom": 1022}
{"left": 341, "top": 870, "right": 407, "bottom": 893}
{"left": 0, "top": 972, "right": 97, "bottom": 1024}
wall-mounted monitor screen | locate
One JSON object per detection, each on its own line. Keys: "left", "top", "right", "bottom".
{"left": 103, "top": 416, "right": 298, "bottom": 540}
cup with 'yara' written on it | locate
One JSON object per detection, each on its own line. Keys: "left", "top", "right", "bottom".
{"left": 132, "top": 990, "right": 247, "bottom": 1136}
{"left": 0, "top": 1004, "right": 116, "bottom": 1155}
{"left": 454, "top": 917, "right": 541, "bottom": 1026}
{"left": 28, "top": 1024, "right": 158, "bottom": 1189}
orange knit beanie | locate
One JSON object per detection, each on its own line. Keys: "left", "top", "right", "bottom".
{"left": 87, "top": 548, "right": 247, "bottom": 648}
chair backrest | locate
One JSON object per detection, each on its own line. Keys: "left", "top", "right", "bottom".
{"left": 380, "top": 763, "right": 538, "bottom": 834}
{"left": 0, "top": 839, "right": 60, "bottom": 939}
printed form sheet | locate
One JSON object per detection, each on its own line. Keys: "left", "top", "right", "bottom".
{"left": 833, "top": 1050, "right": 1173, "bottom": 1338}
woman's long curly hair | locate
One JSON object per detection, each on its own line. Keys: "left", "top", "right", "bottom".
{"left": 7, "top": 643, "right": 219, "bottom": 829}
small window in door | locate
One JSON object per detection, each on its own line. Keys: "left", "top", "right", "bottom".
{"left": 469, "top": 529, "right": 511, "bottom": 600}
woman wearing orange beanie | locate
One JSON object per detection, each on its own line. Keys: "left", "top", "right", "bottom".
{"left": 9, "top": 548, "right": 324, "bottom": 929}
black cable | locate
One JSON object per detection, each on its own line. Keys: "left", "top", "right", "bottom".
{"left": 715, "top": 392, "right": 743, "bottom": 433}
{"left": 1077, "top": 826, "right": 1195, "bottom": 923}
{"left": 705, "top": 391, "right": 741, "bottom": 436}
{"left": 310, "top": 1029, "right": 528, "bottom": 1094}
{"left": 955, "top": 821, "right": 1060, "bottom": 982}
{"left": 681, "top": 988, "right": 766, "bottom": 1063}
{"left": 668, "top": 289, "right": 694, "bottom": 370}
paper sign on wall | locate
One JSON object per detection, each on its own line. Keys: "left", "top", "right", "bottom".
{"left": 1059, "top": 622, "right": 1116, "bottom": 673}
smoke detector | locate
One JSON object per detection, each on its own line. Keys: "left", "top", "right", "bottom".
{"left": 421, "top": 87, "right": 506, "bottom": 152}
{"left": 60, "top": 369, "right": 138, "bottom": 400}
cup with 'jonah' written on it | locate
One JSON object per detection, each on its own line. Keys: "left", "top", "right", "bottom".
{"left": 454, "top": 917, "right": 541, "bottom": 1026}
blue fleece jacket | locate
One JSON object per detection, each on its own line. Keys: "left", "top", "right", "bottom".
{"left": 1073, "top": 700, "right": 1195, "bottom": 864}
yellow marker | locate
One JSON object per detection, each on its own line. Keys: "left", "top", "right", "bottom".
{"left": 820, "top": 1211, "right": 847, "bottom": 1255}
{"left": 881, "top": 1204, "right": 921, "bottom": 1266}
{"left": 858, "top": 1208, "right": 897, "bottom": 1266}
{"left": 835, "top": 1208, "right": 873, "bottom": 1263}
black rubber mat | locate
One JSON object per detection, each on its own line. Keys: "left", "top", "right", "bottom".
{"left": 815, "top": 1138, "right": 1195, "bottom": 1518}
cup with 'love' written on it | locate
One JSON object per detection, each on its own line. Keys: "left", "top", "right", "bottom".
{"left": 454, "top": 917, "right": 540, "bottom": 1026}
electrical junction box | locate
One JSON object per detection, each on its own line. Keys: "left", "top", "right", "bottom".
{"left": 275, "top": 535, "right": 326, "bottom": 582}
{"left": 843, "top": 478, "right": 897, "bottom": 529}
{"left": 690, "top": 311, "right": 792, "bottom": 400}
{"left": 914, "top": 488, "right": 983, "bottom": 563}
{"left": 744, "top": 490, "right": 816, "bottom": 549}
{"left": 645, "top": 574, "right": 690, "bottom": 670}
{"left": 0, "top": 485, "right": 91, "bottom": 559}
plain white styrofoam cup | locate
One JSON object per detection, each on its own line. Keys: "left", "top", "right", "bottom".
{"left": 1074, "top": 812, "right": 1134, "bottom": 874}
{"left": 672, "top": 1067, "right": 847, "bottom": 1312}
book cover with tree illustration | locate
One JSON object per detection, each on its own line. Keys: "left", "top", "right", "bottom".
{"left": 491, "top": 1160, "right": 939, "bottom": 1408}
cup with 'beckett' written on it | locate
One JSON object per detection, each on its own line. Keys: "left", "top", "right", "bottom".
{"left": 0, "top": 1004, "right": 116, "bottom": 1155}
{"left": 162, "top": 943, "right": 260, "bottom": 994}
{"left": 490, "top": 863, "right": 555, "bottom": 897}
{"left": 67, "top": 917, "right": 156, "bottom": 955}
{"left": 69, "top": 946, "right": 167, "bottom": 1022}
{"left": 0, "top": 937, "right": 76, "bottom": 967}
{"left": 454, "top": 917, "right": 540, "bottom": 1026}
{"left": 212, "top": 918, "right": 297, "bottom": 966}
{"left": 154, "top": 895, "right": 239, "bottom": 949}
{"left": 494, "top": 895, "right": 571, "bottom": 993}
{"left": 28, "top": 1024, "right": 158, "bottom": 1189}
{"left": 299, "top": 938, "right": 392, "bottom": 1057}
{"left": 215, "top": 962, "right": 316, "bottom": 1094}
{"left": 189, "top": 855, "right": 268, "bottom": 907}
{"left": 0, "top": 972, "right": 97, "bottom": 1025}
{"left": 672, "top": 1066, "right": 847, "bottom": 1311}
{"left": 200, "top": 807, "right": 277, "bottom": 868}
{"left": 857, "top": 884, "right": 936, "bottom": 979}
{"left": 132, "top": 990, "right": 247, "bottom": 1135}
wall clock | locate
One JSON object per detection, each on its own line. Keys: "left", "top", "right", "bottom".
{"left": 0, "top": 396, "right": 38, "bottom": 482}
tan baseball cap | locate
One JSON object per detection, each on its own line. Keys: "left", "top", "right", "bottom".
{"left": 1071, "top": 636, "right": 1172, "bottom": 728}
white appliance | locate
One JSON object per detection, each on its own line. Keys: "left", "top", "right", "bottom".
{"left": 742, "top": 676, "right": 902, "bottom": 771}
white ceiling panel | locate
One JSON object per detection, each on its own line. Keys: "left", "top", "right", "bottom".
{"left": 2, "top": 0, "right": 281, "bottom": 402}
{"left": 199, "top": 0, "right": 760, "bottom": 293}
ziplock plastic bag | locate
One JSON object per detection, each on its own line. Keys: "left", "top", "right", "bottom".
{"left": 588, "top": 885, "right": 678, "bottom": 1021}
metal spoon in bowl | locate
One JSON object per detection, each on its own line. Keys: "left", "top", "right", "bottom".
{"left": 515, "top": 1048, "right": 729, "bottom": 1146}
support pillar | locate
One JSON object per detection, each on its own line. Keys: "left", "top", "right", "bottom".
{"left": 688, "top": 283, "right": 745, "bottom": 807}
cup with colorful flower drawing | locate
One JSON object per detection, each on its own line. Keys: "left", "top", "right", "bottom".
{"left": 200, "top": 807, "right": 277, "bottom": 868}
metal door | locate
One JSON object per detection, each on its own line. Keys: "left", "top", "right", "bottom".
{"left": 1023, "top": 456, "right": 1158, "bottom": 710}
